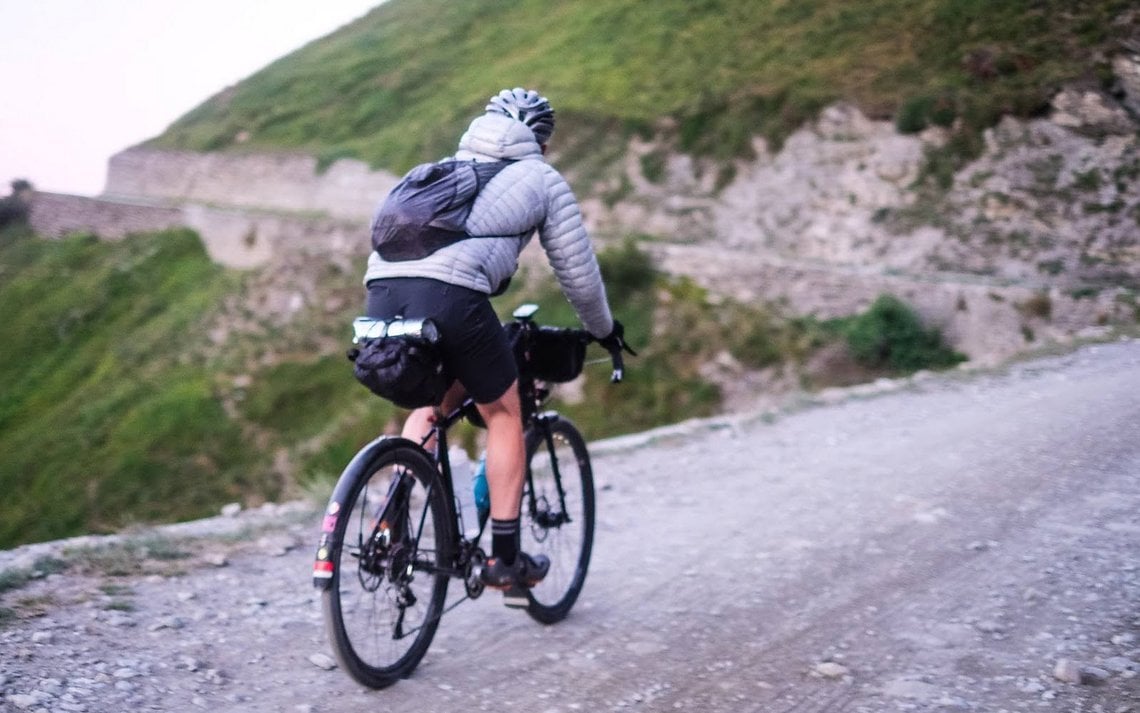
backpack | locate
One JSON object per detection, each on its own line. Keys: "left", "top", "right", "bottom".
{"left": 370, "top": 159, "right": 511, "bottom": 261}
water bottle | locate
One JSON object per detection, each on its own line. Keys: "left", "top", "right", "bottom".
{"left": 449, "top": 447, "right": 479, "bottom": 538}
{"left": 472, "top": 454, "right": 490, "bottom": 525}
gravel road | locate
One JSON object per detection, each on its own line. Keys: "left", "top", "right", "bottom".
{"left": 3, "top": 338, "right": 1140, "bottom": 713}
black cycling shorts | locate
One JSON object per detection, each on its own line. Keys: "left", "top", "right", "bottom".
{"left": 365, "top": 277, "right": 517, "bottom": 404}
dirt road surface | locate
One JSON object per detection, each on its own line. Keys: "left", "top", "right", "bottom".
{"left": 3, "top": 339, "right": 1139, "bottom": 712}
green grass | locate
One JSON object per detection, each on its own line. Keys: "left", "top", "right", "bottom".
{"left": 0, "top": 226, "right": 972, "bottom": 547}
{"left": 150, "top": 0, "right": 1136, "bottom": 174}
{"left": 63, "top": 536, "right": 191, "bottom": 577}
{"left": 0, "top": 556, "right": 68, "bottom": 594}
{"left": 0, "top": 228, "right": 275, "bottom": 548}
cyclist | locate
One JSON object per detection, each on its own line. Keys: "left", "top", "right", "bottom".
{"left": 363, "top": 88, "right": 629, "bottom": 605}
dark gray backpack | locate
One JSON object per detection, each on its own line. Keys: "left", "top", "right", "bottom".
{"left": 370, "top": 159, "right": 511, "bottom": 261}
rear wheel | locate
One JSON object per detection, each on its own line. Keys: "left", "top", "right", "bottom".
{"left": 322, "top": 442, "right": 452, "bottom": 688}
{"left": 520, "top": 416, "right": 595, "bottom": 624}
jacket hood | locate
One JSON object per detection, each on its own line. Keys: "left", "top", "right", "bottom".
{"left": 456, "top": 113, "right": 544, "bottom": 162}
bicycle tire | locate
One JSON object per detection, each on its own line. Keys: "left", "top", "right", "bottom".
{"left": 520, "top": 416, "right": 595, "bottom": 624}
{"left": 321, "top": 440, "right": 453, "bottom": 688}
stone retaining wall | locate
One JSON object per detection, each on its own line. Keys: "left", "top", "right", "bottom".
{"left": 104, "top": 148, "right": 397, "bottom": 221}
{"left": 27, "top": 192, "right": 184, "bottom": 241}
{"left": 27, "top": 191, "right": 364, "bottom": 270}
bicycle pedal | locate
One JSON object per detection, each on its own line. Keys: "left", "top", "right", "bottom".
{"left": 501, "top": 585, "right": 530, "bottom": 609}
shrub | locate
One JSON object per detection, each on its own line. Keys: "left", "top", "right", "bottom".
{"left": 0, "top": 179, "right": 31, "bottom": 231}
{"left": 639, "top": 150, "right": 668, "bottom": 184}
{"left": 896, "top": 93, "right": 957, "bottom": 134}
{"left": 842, "top": 294, "right": 966, "bottom": 372}
{"left": 896, "top": 96, "right": 934, "bottom": 134}
{"left": 1018, "top": 291, "right": 1052, "bottom": 320}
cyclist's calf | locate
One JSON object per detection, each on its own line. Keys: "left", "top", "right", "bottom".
{"left": 475, "top": 379, "right": 526, "bottom": 522}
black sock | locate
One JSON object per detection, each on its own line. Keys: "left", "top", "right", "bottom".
{"left": 491, "top": 517, "right": 520, "bottom": 566}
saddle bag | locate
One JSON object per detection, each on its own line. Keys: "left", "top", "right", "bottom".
{"left": 347, "top": 317, "right": 449, "bottom": 410}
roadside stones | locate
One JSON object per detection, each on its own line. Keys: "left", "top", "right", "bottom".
{"left": 37, "top": 679, "right": 63, "bottom": 696}
{"left": 813, "top": 661, "right": 850, "bottom": 679}
{"left": 1053, "top": 658, "right": 1083, "bottom": 684}
{"left": 1018, "top": 678, "right": 1046, "bottom": 694}
{"left": 220, "top": 503, "right": 242, "bottom": 518}
{"left": 1103, "top": 656, "right": 1137, "bottom": 673}
{"left": 177, "top": 656, "right": 202, "bottom": 672}
{"left": 307, "top": 653, "right": 337, "bottom": 671}
{"left": 7, "top": 692, "right": 52, "bottom": 710}
{"left": 257, "top": 534, "right": 297, "bottom": 557}
{"left": 1110, "top": 632, "right": 1135, "bottom": 646}
{"left": 203, "top": 552, "right": 229, "bottom": 567}
{"left": 1081, "top": 666, "right": 1111, "bottom": 685}
{"left": 147, "top": 616, "right": 184, "bottom": 631}
{"left": 974, "top": 620, "right": 1006, "bottom": 635}
{"left": 1052, "top": 658, "right": 1116, "bottom": 685}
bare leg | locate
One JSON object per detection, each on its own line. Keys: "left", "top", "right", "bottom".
{"left": 475, "top": 380, "right": 525, "bottom": 521}
{"left": 401, "top": 381, "right": 467, "bottom": 451}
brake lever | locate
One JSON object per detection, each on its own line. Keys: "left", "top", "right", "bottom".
{"left": 609, "top": 345, "right": 626, "bottom": 383}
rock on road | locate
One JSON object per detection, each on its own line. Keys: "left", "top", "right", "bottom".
{"left": 2, "top": 339, "right": 1140, "bottom": 712}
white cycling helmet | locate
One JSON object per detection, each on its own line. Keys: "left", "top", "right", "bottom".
{"left": 485, "top": 87, "right": 555, "bottom": 144}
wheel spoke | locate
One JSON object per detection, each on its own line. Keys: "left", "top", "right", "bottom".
{"left": 520, "top": 419, "right": 595, "bottom": 623}
{"left": 321, "top": 444, "right": 452, "bottom": 688}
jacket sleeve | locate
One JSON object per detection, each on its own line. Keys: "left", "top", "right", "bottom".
{"left": 538, "top": 166, "right": 614, "bottom": 338}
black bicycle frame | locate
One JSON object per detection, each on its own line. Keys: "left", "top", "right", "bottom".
{"left": 315, "top": 319, "right": 584, "bottom": 593}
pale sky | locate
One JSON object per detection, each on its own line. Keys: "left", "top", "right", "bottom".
{"left": 0, "top": 1, "right": 381, "bottom": 196}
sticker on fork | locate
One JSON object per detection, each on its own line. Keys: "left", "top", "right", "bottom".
{"left": 313, "top": 559, "right": 334, "bottom": 579}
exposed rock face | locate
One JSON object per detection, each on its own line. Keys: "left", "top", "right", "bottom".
{"left": 1050, "top": 89, "right": 1136, "bottom": 136}
{"left": 1114, "top": 54, "right": 1140, "bottom": 118}
{"left": 932, "top": 118, "right": 1139, "bottom": 287}
{"left": 577, "top": 90, "right": 1138, "bottom": 364}
{"left": 714, "top": 104, "right": 935, "bottom": 268}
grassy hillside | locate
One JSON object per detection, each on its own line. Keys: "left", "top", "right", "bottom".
{"left": 0, "top": 228, "right": 262, "bottom": 546}
{"left": 0, "top": 223, "right": 967, "bottom": 548}
{"left": 153, "top": 0, "right": 1135, "bottom": 172}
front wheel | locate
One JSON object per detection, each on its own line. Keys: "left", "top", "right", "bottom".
{"left": 320, "top": 440, "right": 452, "bottom": 688}
{"left": 520, "top": 416, "right": 595, "bottom": 624}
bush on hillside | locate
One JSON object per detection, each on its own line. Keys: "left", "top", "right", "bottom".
{"left": 842, "top": 294, "right": 966, "bottom": 372}
{"left": 0, "top": 179, "right": 32, "bottom": 231}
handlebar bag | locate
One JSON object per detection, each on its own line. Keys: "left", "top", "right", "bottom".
{"left": 514, "top": 326, "right": 588, "bottom": 383}
{"left": 347, "top": 337, "right": 449, "bottom": 410}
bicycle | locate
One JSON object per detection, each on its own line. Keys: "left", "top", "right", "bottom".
{"left": 311, "top": 303, "right": 629, "bottom": 689}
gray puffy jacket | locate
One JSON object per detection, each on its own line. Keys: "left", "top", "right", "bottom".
{"left": 363, "top": 112, "right": 614, "bottom": 338}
